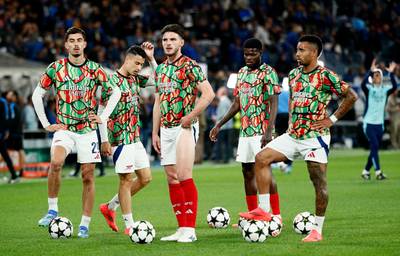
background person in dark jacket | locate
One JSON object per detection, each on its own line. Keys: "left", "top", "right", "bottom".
{"left": 0, "top": 90, "right": 19, "bottom": 183}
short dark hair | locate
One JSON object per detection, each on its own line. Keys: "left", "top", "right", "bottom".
{"left": 161, "top": 24, "right": 185, "bottom": 39}
{"left": 243, "top": 38, "right": 263, "bottom": 50}
{"left": 126, "top": 45, "right": 147, "bottom": 59}
{"left": 64, "top": 27, "right": 86, "bottom": 42}
{"left": 299, "top": 35, "right": 323, "bottom": 56}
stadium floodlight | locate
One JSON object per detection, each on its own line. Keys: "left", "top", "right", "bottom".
{"left": 227, "top": 73, "right": 238, "bottom": 89}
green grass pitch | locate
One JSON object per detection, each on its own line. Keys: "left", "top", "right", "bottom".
{"left": 0, "top": 149, "right": 399, "bottom": 256}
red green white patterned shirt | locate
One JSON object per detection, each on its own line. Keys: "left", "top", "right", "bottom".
{"left": 101, "top": 72, "right": 148, "bottom": 146}
{"left": 288, "top": 65, "right": 349, "bottom": 139}
{"left": 233, "top": 63, "right": 281, "bottom": 137}
{"left": 39, "top": 58, "right": 112, "bottom": 134}
{"left": 155, "top": 55, "right": 206, "bottom": 128}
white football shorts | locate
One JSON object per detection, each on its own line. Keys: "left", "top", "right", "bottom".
{"left": 236, "top": 135, "right": 263, "bottom": 163}
{"left": 266, "top": 133, "right": 331, "bottom": 164}
{"left": 160, "top": 122, "right": 199, "bottom": 166}
{"left": 112, "top": 141, "right": 150, "bottom": 173}
{"left": 51, "top": 130, "right": 101, "bottom": 163}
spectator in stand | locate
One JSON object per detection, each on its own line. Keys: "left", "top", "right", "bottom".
{"left": 23, "top": 94, "right": 39, "bottom": 131}
{"left": 5, "top": 90, "right": 25, "bottom": 178}
{"left": 386, "top": 89, "right": 400, "bottom": 149}
{"left": 0, "top": 90, "right": 19, "bottom": 183}
{"left": 204, "top": 97, "right": 219, "bottom": 160}
{"left": 213, "top": 87, "right": 233, "bottom": 163}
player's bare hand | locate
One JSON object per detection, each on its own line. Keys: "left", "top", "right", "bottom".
{"left": 370, "top": 58, "right": 377, "bottom": 71}
{"left": 88, "top": 112, "right": 102, "bottom": 124}
{"left": 45, "top": 124, "right": 67, "bottom": 132}
{"left": 101, "top": 142, "right": 112, "bottom": 156}
{"left": 385, "top": 61, "right": 397, "bottom": 73}
{"left": 152, "top": 133, "right": 161, "bottom": 154}
{"left": 312, "top": 118, "right": 333, "bottom": 131}
{"left": 180, "top": 116, "right": 192, "bottom": 129}
{"left": 141, "top": 41, "right": 155, "bottom": 59}
{"left": 209, "top": 126, "right": 220, "bottom": 142}
{"left": 261, "top": 133, "right": 273, "bottom": 148}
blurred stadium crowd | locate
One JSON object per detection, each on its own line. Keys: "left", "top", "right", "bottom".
{"left": 0, "top": 0, "right": 400, "bottom": 167}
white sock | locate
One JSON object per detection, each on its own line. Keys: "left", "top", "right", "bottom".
{"left": 362, "top": 169, "right": 370, "bottom": 175}
{"left": 314, "top": 216, "right": 325, "bottom": 234}
{"left": 122, "top": 213, "right": 134, "bottom": 229}
{"left": 375, "top": 170, "right": 382, "bottom": 176}
{"left": 258, "top": 194, "right": 271, "bottom": 212}
{"left": 79, "top": 215, "right": 91, "bottom": 229}
{"left": 108, "top": 194, "right": 120, "bottom": 210}
{"left": 48, "top": 198, "right": 58, "bottom": 212}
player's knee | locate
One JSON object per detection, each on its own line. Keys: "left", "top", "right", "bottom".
{"left": 139, "top": 175, "right": 152, "bottom": 187}
{"left": 120, "top": 177, "right": 132, "bottom": 187}
{"left": 255, "top": 152, "right": 273, "bottom": 166}
{"left": 242, "top": 170, "right": 255, "bottom": 182}
{"left": 81, "top": 171, "right": 94, "bottom": 184}
{"left": 166, "top": 172, "right": 179, "bottom": 183}
{"left": 50, "top": 160, "right": 64, "bottom": 172}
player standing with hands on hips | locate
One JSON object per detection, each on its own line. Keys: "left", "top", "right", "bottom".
{"left": 33, "top": 27, "right": 121, "bottom": 238}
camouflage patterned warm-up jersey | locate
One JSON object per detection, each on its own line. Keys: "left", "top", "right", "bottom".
{"left": 39, "top": 58, "right": 112, "bottom": 134}
{"left": 155, "top": 55, "right": 206, "bottom": 128}
{"left": 101, "top": 71, "right": 148, "bottom": 146}
{"left": 234, "top": 63, "right": 281, "bottom": 137}
{"left": 288, "top": 66, "right": 349, "bottom": 140}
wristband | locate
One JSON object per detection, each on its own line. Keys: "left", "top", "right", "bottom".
{"left": 329, "top": 115, "right": 338, "bottom": 123}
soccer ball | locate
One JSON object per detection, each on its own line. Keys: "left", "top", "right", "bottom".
{"left": 48, "top": 217, "right": 73, "bottom": 239}
{"left": 293, "top": 211, "right": 316, "bottom": 235}
{"left": 267, "top": 216, "right": 282, "bottom": 237}
{"left": 207, "top": 207, "right": 230, "bottom": 228}
{"left": 241, "top": 220, "right": 269, "bottom": 243}
{"left": 237, "top": 217, "right": 248, "bottom": 231}
{"left": 129, "top": 220, "right": 156, "bottom": 244}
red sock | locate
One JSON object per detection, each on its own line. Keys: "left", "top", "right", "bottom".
{"left": 246, "top": 195, "right": 258, "bottom": 211}
{"left": 180, "top": 178, "right": 198, "bottom": 228}
{"left": 168, "top": 183, "right": 187, "bottom": 227}
{"left": 270, "top": 193, "right": 280, "bottom": 215}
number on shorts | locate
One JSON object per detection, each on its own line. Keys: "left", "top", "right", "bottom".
{"left": 91, "top": 142, "right": 99, "bottom": 154}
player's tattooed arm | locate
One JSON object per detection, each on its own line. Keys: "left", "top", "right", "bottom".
{"left": 313, "top": 87, "right": 358, "bottom": 131}
{"left": 332, "top": 87, "right": 358, "bottom": 120}
{"left": 306, "top": 161, "right": 328, "bottom": 216}
{"left": 210, "top": 97, "right": 240, "bottom": 142}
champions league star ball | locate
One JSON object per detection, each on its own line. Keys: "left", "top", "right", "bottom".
{"left": 48, "top": 217, "right": 73, "bottom": 239}
{"left": 241, "top": 220, "right": 269, "bottom": 243}
{"left": 267, "top": 216, "right": 282, "bottom": 237}
{"left": 207, "top": 207, "right": 230, "bottom": 228}
{"left": 293, "top": 212, "right": 316, "bottom": 235}
{"left": 129, "top": 220, "right": 156, "bottom": 244}
{"left": 129, "top": 221, "right": 156, "bottom": 244}
{"left": 237, "top": 217, "right": 248, "bottom": 231}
